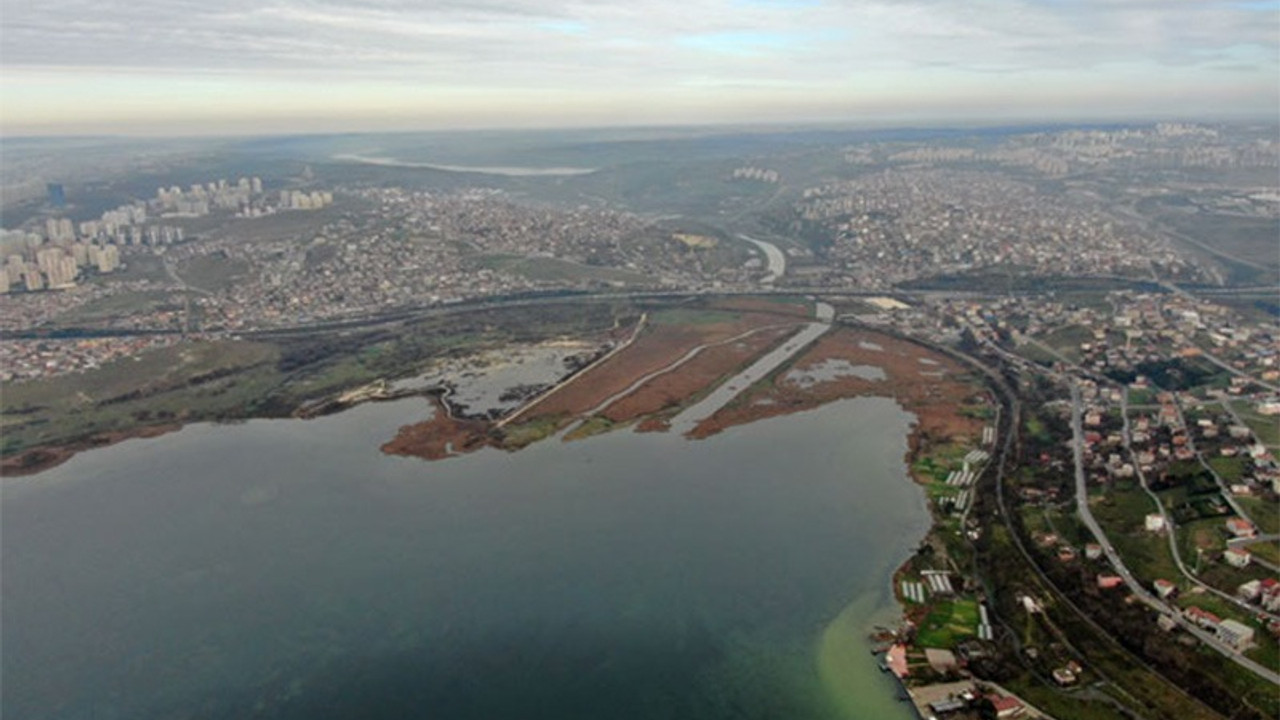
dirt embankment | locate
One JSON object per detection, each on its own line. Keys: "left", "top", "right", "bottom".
{"left": 377, "top": 303, "right": 811, "bottom": 462}
{"left": 690, "top": 328, "right": 986, "bottom": 454}
{"left": 518, "top": 310, "right": 801, "bottom": 424}
{"left": 1, "top": 423, "right": 184, "bottom": 478}
{"left": 600, "top": 324, "right": 795, "bottom": 424}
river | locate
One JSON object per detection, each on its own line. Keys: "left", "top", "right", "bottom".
{"left": 2, "top": 395, "right": 929, "bottom": 720}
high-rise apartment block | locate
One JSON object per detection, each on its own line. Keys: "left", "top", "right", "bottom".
{"left": 45, "top": 217, "right": 74, "bottom": 242}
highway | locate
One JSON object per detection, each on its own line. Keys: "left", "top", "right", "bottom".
{"left": 737, "top": 234, "right": 786, "bottom": 283}
{"left": 1, "top": 286, "right": 1002, "bottom": 342}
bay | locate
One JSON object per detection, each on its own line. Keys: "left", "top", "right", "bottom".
{"left": 1, "top": 395, "right": 929, "bottom": 719}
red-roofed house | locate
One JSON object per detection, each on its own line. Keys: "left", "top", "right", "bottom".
{"left": 1226, "top": 518, "right": 1257, "bottom": 538}
{"left": 1097, "top": 574, "right": 1124, "bottom": 590}
{"left": 1185, "top": 606, "right": 1222, "bottom": 630}
{"left": 988, "top": 694, "right": 1026, "bottom": 718}
{"left": 884, "top": 644, "right": 908, "bottom": 679}
{"left": 1261, "top": 579, "right": 1280, "bottom": 612}
{"left": 1153, "top": 579, "right": 1177, "bottom": 599}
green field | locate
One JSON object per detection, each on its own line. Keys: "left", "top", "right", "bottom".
{"left": 55, "top": 289, "right": 192, "bottom": 325}
{"left": 1024, "top": 415, "right": 1053, "bottom": 444}
{"left": 1175, "top": 517, "right": 1231, "bottom": 566}
{"left": 1127, "top": 387, "right": 1157, "bottom": 406}
{"left": 1, "top": 301, "right": 636, "bottom": 459}
{"left": 1240, "top": 540, "right": 1280, "bottom": 566}
{"left": 1091, "top": 483, "right": 1183, "bottom": 584}
{"left": 1207, "top": 456, "right": 1248, "bottom": 483}
{"left": 87, "top": 253, "right": 170, "bottom": 285}
{"left": 1161, "top": 210, "right": 1280, "bottom": 272}
{"left": 1014, "top": 340, "right": 1060, "bottom": 367}
{"left": 1040, "top": 324, "right": 1096, "bottom": 361}
{"left": 1, "top": 340, "right": 283, "bottom": 456}
{"left": 1003, "top": 679, "right": 1131, "bottom": 720}
{"left": 1237, "top": 496, "right": 1280, "bottom": 536}
{"left": 915, "top": 598, "right": 979, "bottom": 648}
{"left": 1229, "top": 401, "right": 1280, "bottom": 447}
{"left": 501, "top": 414, "right": 566, "bottom": 448}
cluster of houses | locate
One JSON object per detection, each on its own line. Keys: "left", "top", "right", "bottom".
{"left": 1181, "top": 606, "right": 1258, "bottom": 651}
{"left": 1237, "top": 577, "right": 1280, "bottom": 614}
{"left": 1086, "top": 292, "right": 1278, "bottom": 389}
{"left": 922, "top": 685, "right": 1034, "bottom": 719}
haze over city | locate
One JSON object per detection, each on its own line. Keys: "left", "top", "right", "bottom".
{"left": 3, "top": 0, "right": 1279, "bottom": 135}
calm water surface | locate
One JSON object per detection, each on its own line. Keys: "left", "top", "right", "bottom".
{"left": 2, "top": 396, "right": 928, "bottom": 719}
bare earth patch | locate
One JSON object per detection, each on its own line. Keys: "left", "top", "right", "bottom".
{"left": 690, "top": 328, "right": 985, "bottom": 455}
{"left": 378, "top": 305, "right": 989, "bottom": 471}
{"left": 598, "top": 325, "right": 795, "bottom": 424}
{"left": 380, "top": 397, "right": 495, "bottom": 460}
{"left": 518, "top": 309, "right": 803, "bottom": 423}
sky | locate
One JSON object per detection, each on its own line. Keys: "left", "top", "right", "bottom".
{"left": 2, "top": 0, "right": 1278, "bottom": 135}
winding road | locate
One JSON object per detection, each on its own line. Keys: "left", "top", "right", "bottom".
{"left": 1119, "top": 388, "right": 1280, "bottom": 624}
{"left": 738, "top": 234, "right": 786, "bottom": 284}
{"left": 1072, "top": 384, "right": 1280, "bottom": 685}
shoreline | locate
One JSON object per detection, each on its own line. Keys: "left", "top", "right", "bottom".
{"left": 1, "top": 318, "right": 981, "bottom": 718}
{"left": 815, "top": 393, "right": 975, "bottom": 720}
{"left": 1, "top": 423, "right": 185, "bottom": 478}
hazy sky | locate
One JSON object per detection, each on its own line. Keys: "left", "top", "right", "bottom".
{"left": 3, "top": 0, "right": 1277, "bottom": 135}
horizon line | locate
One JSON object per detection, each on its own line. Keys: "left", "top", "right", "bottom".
{"left": 4, "top": 113, "right": 1279, "bottom": 143}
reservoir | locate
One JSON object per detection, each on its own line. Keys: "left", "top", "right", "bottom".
{"left": 2, "top": 395, "right": 929, "bottom": 719}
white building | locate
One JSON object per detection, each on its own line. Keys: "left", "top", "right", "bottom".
{"left": 1216, "top": 619, "right": 1255, "bottom": 650}
{"left": 1224, "top": 548, "right": 1251, "bottom": 568}
{"left": 1238, "top": 579, "right": 1262, "bottom": 601}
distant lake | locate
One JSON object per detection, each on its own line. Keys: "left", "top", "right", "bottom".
{"left": 333, "top": 154, "right": 598, "bottom": 176}
{"left": 2, "top": 396, "right": 928, "bottom": 720}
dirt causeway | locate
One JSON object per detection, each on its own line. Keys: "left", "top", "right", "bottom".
{"left": 519, "top": 306, "right": 805, "bottom": 423}
{"left": 379, "top": 298, "right": 988, "bottom": 467}
{"left": 379, "top": 300, "right": 812, "bottom": 461}
{"left": 599, "top": 324, "right": 795, "bottom": 424}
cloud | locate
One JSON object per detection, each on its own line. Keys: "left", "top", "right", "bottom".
{"left": 1, "top": 0, "right": 1276, "bottom": 132}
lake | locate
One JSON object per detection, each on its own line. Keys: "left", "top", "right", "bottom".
{"left": 1, "top": 395, "right": 930, "bottom": 719}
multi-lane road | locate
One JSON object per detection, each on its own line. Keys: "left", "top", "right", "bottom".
{"left": 737, "top": 234, "right": 786, "bottom": 283}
